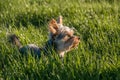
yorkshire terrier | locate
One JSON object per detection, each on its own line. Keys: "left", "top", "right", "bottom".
{"left": 9, "top": 16, "right": 80, "bottom": 58}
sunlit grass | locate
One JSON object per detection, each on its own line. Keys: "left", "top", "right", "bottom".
{"left": 0, "top": 0, "right": 120, "bottom": 80}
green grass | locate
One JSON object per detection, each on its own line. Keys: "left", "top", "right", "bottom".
{"left": 0, "top": 0, "right": 120, "bottom": 80}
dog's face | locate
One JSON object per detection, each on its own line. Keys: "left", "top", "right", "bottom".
{"left": 49, "top": 16, "right": 80, "bottom": 57}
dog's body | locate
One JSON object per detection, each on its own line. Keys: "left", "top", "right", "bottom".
{"left": 9, "top": 16, "right": 80, "bottom": 58}
{"left": 9, "top": 35, "right": 54, "bottom": 58}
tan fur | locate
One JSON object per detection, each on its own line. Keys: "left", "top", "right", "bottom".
{"left": 49, "top": 19, "right": 59, "bottom": 34}
{"left": 49, "top": 16, "right": 80, "bottom": 57}
{"left": 57, "top": 16, "right": 63, "bottom": 25}
{"left": 9, "top": 16, "right": 80, "bottom": 58}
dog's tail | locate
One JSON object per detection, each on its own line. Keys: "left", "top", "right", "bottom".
{"left": 8, "top": 34, "right": 22, "bottom": 49}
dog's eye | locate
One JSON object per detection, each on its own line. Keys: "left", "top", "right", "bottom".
{"left": 66, "top": 33, "right": 73, "bottom": 38}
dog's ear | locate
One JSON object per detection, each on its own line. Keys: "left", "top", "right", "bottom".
{"left": 49, "top": 19, "right": 59, "bottom": 34}
{"left": 57, "top": 16, "right": 62, "bottom": 25}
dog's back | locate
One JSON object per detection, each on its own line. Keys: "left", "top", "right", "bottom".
{"left": 9, "top": 34, "right": 41, "bottom": 57}
{"left": 19, "top": 44, "right": 41, "bottom": 57}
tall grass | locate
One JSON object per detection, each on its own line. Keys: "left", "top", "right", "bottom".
{"left": 0, "top": 0, "right": 120, "bottom": 80}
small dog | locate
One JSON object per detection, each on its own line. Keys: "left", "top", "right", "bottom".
{"left": 9, "top": 16, "right": 80, "bottom": 58}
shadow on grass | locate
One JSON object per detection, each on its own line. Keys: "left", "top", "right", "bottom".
{"left": 14, "top": 12, "right": 50, "bottom": 27}
{"left": 1, "top": 12, "right": 59, "bottom": 28}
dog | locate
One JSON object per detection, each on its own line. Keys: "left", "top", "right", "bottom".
{"left": 9, "top": 16, "right": 80, "bottom": 58}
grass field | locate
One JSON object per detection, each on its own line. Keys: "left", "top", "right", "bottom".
{"left": 0, "top": 0, "right": 120, "bottom": 80}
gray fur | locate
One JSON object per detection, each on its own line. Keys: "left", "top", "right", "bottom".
{"left": 9, "top": 16, "right": 80, "bottom": 58}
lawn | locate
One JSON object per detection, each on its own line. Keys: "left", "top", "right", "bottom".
{"left": 0, "top": 0, "right": 120, "bottom": 80}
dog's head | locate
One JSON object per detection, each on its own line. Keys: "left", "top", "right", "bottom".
{"left": 48, "top": 16, "right": 80, "bottom": 57}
